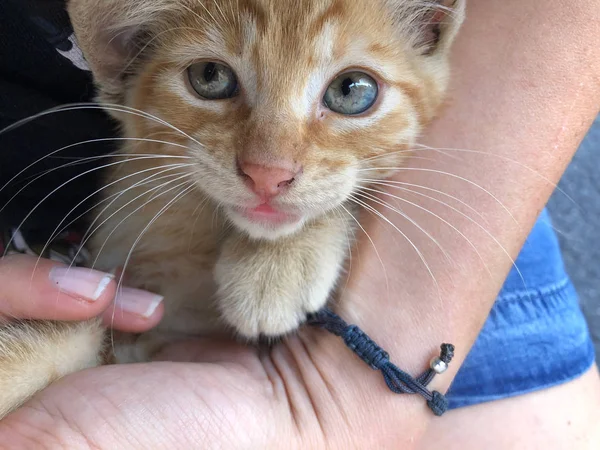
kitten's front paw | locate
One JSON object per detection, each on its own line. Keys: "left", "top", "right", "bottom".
{"left": 215, "top": 232, "right": 344, "bottom": 339}
{"left": 217, "top": 283, "right": 326, "bottom": 339}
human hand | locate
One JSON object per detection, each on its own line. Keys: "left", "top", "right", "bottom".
{"left": 0, "top": 330, "right": 423, "bottom": 449}
{"left": 0, "top": 253, "right": 431, "bottom": 449}
{"left": 0, "top": 253, "right": 164, "bottom": 332}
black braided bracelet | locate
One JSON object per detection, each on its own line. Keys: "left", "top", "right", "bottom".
{"left": 307, "top": 308, "right": 455, "bottom": 416}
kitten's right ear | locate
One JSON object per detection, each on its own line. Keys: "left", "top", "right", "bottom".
{"left": 386, "top": 0, "right": 466, "bottom": 57}
{"left": 67, "top": 0, "right": 173, "bottom": 103}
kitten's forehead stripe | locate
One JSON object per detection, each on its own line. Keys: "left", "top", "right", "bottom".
{"left": 309, "top": 0, "right": 347, "bottom": 36}
{"left": 239, "top": 0, "right": 268, "bottom": 34}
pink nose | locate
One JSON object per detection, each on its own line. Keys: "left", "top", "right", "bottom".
{"left": 238, "top": 161, "right": 300, "bottom": 200}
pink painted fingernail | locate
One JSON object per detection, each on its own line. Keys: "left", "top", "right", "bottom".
{"left": 49, "top": 267, "right": 114, "bottom": 302}
{"left": 115, "top": 287, "right": 163, "bottom": 319}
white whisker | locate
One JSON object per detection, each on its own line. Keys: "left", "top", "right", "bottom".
{"left": 347, "top": 196, "right": 441, "bottom": 301}
{"left": 82, "top": 175, "right": 194, "bottom": 269}
{"left": 1, "top": 155, "right": 192, "bottom": 257}
{"left": 0, "top": 136, "right": 193, "bottom": 199}
{"left": 357, "top": 166, "right": 518, "bottom": 226}
{"left": 410, "top": 143, "right": 581, "bottom": 212}
{"left": 0, "top": 102, "right": 207, "bottom": 150}
{"left": 358, "top": 146, "right": 460, "bottom": 164}
{"left": 1, "top": 152, "right": 191, "bottom": 218}
{"left": 353, "top": 190, "right": 452, "bottom": 263}
{"left": 331, "top": 207, "right": 354, "bottom": 294}
{"left": 31, "top": 165, "right": 194, "bottom": 279}
{"left": 360, "top": 178, "right": 489, "bottom": 225}
{"left": 339, "top": 203, "right": 389, "bottom": 300}
{"left": 365, "top": 180, "right": 526, "bottom": 287}
{"left": 188, "top": 195, "right": 212, "bottom": 250}
{"left": 358, "top": 187, "right": 495, "bottom": 279}
{"left": 109, "top": 183, "right": 196, "bottom": 343}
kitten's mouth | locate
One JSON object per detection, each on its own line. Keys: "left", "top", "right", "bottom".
{"left": 224, "top": 202, "right": 306, "bottom": 239}
{"left": 237, "top": 203, "right": 301, "bottom": 225}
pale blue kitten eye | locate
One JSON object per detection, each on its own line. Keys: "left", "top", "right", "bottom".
{"left": 188, "top": 62, "right": 238, "bottom": 100}
{"left": 324, "top": 71, "right": 378, "bottom": 115}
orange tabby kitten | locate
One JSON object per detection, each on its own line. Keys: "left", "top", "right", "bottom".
{"left": 0, "top": 0, "right": 464, "bottom": 417}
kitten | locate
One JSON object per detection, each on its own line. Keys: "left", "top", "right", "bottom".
{"left": 0, "top": 0, "right": 464, "bottom": 418}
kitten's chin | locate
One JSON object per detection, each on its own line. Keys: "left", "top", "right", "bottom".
{"left": 225, "top": 208, "right": 306, "bottom": 241}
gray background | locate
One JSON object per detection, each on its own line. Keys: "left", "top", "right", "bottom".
{"left": 547, "top": 114, "right": 600, "bottom": 363}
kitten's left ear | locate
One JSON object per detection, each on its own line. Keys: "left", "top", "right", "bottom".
{"left": 67, "top": 0, "right": 175, "bottom": 104}
{"left": 387, "top": 0, "right": 466, "bottom": 56}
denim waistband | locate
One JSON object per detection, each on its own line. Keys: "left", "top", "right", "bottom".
{"left": 447, "top": 209, "right": 595, "bottom": 408}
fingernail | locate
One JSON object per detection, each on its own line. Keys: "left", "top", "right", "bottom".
{"left": 49, "top": 267, "right": 114, "bottom": 302}
{"left": 115, "top": 287, "right": 163, "bottom": 319}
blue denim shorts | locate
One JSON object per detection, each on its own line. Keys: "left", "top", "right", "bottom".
{"left": 447, "top": 208, "right": 596, "bottom": 409}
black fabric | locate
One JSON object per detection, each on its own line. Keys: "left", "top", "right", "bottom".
{"left": 0, "top": 0, "right": 118, "bottom": 243}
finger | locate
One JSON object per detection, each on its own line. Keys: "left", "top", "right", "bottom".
{"left": 101, "top": 287, "right": 164, "bottom": 333}
{"left": 0, "top": 254, "right": 117, "bottom": 321}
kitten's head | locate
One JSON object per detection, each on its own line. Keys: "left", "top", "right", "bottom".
{"left": 68, "top": 0, "right": 464, "bottom": 240}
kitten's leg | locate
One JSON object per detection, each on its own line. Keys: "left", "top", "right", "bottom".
{"left": 215, "top": 213, "right": 352, "bottom": 338}
{"left": 0, "top": 319, "right": 105, "bottom": 419}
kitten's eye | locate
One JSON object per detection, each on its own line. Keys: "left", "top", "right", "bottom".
{"left": 187, "top": 62, "right": 238, "bottom": 100}
{"left": 323, "top": 71, "right": 378, "bottom": 115}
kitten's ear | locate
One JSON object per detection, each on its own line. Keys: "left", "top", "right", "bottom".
{"left": 67, "top": 0, "right": 173, "bottom": 102}
{"left": 387, "top": 0, "right": 466, "bottom": 56}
